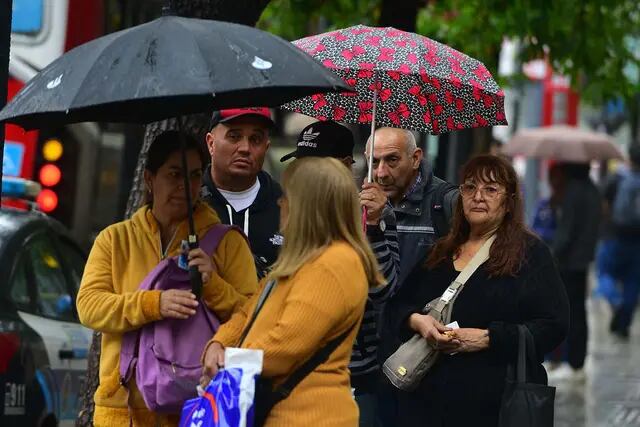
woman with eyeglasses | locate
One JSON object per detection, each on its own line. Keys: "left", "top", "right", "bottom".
{"left": 382, "top": 155, "right": 569, "bottom": 427}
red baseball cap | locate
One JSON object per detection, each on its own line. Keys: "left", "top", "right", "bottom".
{"left": 209, "top": 107, "right": 274, "bottom": 129}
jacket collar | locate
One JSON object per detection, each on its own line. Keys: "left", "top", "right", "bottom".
{"left": 401, "top": 160, "right": 433, "bottom": 205}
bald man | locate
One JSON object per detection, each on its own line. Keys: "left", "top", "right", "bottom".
{"left": 371, "top": 128, "right": 458, "bottom": 427}
{"left": 365, "top": 127, "right": 458, "bottom": 286}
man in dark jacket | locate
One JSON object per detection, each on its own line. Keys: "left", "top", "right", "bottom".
{"left": 367, "top": 127, "right": 458, "bottom": 287}
{"left": 368, "top": 127, "right": 458, "bottom": 427}
{"left": 201, "top": 108, "right": 282, "bottom": 278}
{"left": 548, "top": 163, "right": 601, "bottom": 381}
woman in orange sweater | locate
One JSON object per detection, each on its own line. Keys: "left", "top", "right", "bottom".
{"left": 202, "top": 157, "right": 384, "bottom": 427}
{"left": 76, "top": 131, "right": 258, "bottom": 426}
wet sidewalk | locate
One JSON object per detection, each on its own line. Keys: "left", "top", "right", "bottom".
{"left": 553, "top": 296, "right": 640, "bottom": 426}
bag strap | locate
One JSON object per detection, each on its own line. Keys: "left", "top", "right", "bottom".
{"left": 272, "top": 320, "right": 358, "bottom": 401}
{"left": 236, "top": 278, "right": 357, "bottom": 407}
{"left": 430, "top": 234, "right": 496, "bottom": 315}
{"left": 237, "top": 279, "right": 277, "bottom": 347}
{"left": 516, "top": 325, "right": 527, "bottom": 383}
{"left": 513, "top": 324, "right": 538, "bottom": 383}
{"left": 199, "top": 224, "right": 238, "bottom": 256}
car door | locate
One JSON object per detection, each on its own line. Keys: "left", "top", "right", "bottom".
{"left": 17, "top": 231, "right": 91, "bottom": 427}
{"left": 2, "top": 249, "right": 50, "bottom": 427}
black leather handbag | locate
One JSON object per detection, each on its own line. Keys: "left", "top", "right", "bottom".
{"left": 499, "top": 325, "right": 556, "bottom": 427}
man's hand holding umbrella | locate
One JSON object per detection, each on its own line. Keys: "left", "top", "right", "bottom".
{"left": 360, "top": 182, "right": 388, "bottom": 225}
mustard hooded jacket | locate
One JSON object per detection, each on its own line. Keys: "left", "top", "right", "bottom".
{"left": 77, "top": 203, "right": 257, "bottom": 426}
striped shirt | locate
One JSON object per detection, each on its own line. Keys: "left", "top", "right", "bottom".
{"left": 350, "top": 207, "right": 400, "bottom": 383}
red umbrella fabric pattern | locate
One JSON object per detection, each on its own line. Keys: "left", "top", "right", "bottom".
{"left": 282, "top": 25, "right": 507, "bottom": 134}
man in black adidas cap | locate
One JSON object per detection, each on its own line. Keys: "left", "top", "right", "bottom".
{"left": 282, "top": 120, "right": 400, "bottom": 427}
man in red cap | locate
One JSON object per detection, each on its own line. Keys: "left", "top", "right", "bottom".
{"left": 201, "top": 108, "right": 282, "bottom": 278}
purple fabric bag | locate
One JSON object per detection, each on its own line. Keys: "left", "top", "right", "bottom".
{"left": 119, "top": 225, "right": 236, "bottom": 414}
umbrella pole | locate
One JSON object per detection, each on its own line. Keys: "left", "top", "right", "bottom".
{"left": 363, "top": 88, "right": 378, "bottom": 231}
{"left": 177, "top": 118, "right": 203, "bottom": 299}
{"left": 367, "top": 88, "right": 378, "bottom": 183}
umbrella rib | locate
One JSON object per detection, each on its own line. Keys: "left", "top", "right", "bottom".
{"left": 177, "top": 18, "right": 219, "bottom": 97}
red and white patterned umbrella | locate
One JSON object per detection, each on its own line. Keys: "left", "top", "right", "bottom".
{"left": 282, "top": 25, "right": 507, "bottom": 135}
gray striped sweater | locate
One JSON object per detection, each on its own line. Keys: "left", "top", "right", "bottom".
{"left": 350, "top": 208, "right": 400, "bottom": 384}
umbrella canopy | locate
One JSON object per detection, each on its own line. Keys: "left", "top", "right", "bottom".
{"left": 282, "top": 25, "right": 507, "bottom": 134}
{"left": 0, "top": 14, "right": 351, "bottom": 298}
{"left": 0, "top": 15, "right": 350, "bottom": 130}
{"left": 503, "top": 125, "right": 624, "bottom": 163}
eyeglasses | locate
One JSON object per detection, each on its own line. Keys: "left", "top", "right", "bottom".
{"left": 459, "top": 183, "right": 505, "bottom": 200}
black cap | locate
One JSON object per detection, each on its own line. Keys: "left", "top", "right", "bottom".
{"left": 280, "top": 121, "right": 355, "bottom": 162}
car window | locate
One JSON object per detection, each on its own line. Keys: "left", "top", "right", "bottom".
{"left": 9, "top": 254, "right": 37, "bottom": 313}
{"left": 27, "top": 234, "right": 75, "bottom": 322}
{"left": 57, "top": 239, "right": 86, "bottom": 293}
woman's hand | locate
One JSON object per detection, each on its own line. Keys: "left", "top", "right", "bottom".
{"left": 408, "top": 313, "right": 460, "bottom": 351}
{"left": 159, "top": 289, "right": 198, "bottom": 319}
{"left": 188, "top": 248, "right": 218, "bottom": 284}
{"left": 201, "top": 341, "right": 225, "bottom": 387}
{"left": 444, "top": 328, "right": 490, "bottom": 354}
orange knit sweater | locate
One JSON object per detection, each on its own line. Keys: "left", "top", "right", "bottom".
{"left": 210, "top": 242, "right": 368, "bottom": 427}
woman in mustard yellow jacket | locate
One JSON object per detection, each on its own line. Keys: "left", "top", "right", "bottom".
{"left": 76, "top": 130, "right": 258, "bottom": 427}
{"left": 202, "top": 157, "right": 384, "bottom": 427}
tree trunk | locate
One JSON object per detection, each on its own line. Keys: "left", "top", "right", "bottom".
{"left": 77, "top": 2, "right": 271, "bottom": 425}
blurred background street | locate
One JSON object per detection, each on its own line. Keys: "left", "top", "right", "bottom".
{"left": 555, "top": 282, "right": 640, "bottom": 427}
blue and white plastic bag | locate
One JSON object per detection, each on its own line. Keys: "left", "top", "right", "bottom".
{"left": 179, "top": 348, "right": 263, "bottom": 427}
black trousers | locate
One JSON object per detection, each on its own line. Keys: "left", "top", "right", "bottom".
{"left": 560, "top": 269, "right": 588, "bottom": 369}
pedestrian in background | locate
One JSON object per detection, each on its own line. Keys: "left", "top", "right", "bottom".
{"left": 202, "top": 157, "right": 384, "bottom": 427}
{"left": 531, "top": 163, "right": 564, "bottom": 245}
{"left": 201, "top": 108, "right": 283, "bottom": 278}
{"left": 76, "top": 131, "right": 258, "bottom": 426}
{"left": 385, "top": 155, "right": 569, "bottom": 427}
{"left": 549, "top": 163, "right": 602, "bottom": 382}
{"left": 593, "top": 163, "right": 626, "bottom": 309}
{"left": 532, "top": 163, "right": 568, "bottom": 370}
{"left": 605, "top": 144, "right": 640, "bottom": 338}
{"left": 281, "top": 120, "right": 400, "bottom": 427}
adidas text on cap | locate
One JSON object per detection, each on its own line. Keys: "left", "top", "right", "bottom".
{"left": 280, "top": 121, "right": 355, "bottom": 162}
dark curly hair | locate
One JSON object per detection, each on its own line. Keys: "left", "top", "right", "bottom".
{"left": 426, "top": 155, "right": 535, "bottom": 277}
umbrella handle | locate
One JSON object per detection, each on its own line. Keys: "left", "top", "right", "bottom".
{"left": 176, "top": 117, "right": 202, "bottom": 298}
{"left": 188, "top": 234, "right": 203, "bottom": 299}
{"left": 189, "top": 265, "right": 203, "bottom": 300}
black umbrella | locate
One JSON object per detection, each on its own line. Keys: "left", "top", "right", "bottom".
{"left": 0, "top": 13, "right": 351, "bottom": 297}
{"left": 0, "top": 15, "right": 349, "bottom": 129}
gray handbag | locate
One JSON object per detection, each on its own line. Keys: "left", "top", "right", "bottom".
{"left": 382, "top": 235, "right": 496, "bottom": 391}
